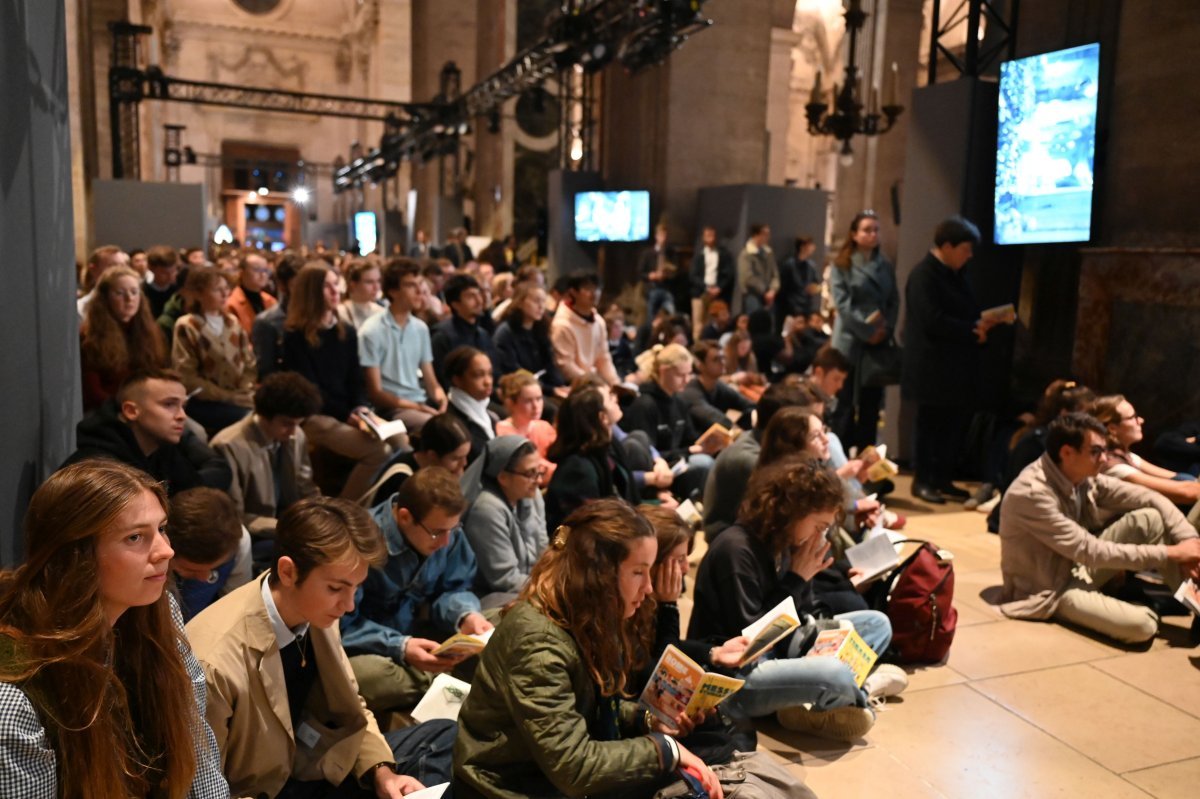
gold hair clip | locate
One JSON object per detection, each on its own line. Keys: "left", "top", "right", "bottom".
{"left": 553, "top": 525, "right": 570, "bottom": 549}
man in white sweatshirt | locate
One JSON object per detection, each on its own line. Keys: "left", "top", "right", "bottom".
{"left": 549, "top": 271, "right": 620, "bottom": 386}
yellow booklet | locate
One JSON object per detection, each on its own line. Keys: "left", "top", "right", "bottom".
{"left": 639, "top": 644, "right": 745, "bottom": 723}
{"left": 860, "top": 443, "right": 899, "bottom": 483}
{"left": 805, "top": 627, "right": 878, "bottom": 687}
{"left": 432, "top": 627, "right": 494, "bottom": 658}
{"left": 735, "top": 596, "right": 802, "bottom": 667}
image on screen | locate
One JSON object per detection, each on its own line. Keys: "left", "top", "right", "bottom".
{"left": 995, "top": 42, "right": 1100, "bottom": 245}
{"left": 574, "top": 190, "right": 651, "bottom": 242}
{"left": 354, "top": 211, "right": 378, "bottom": 256}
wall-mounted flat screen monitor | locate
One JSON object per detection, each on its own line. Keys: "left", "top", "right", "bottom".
{"left": 574, "top": 190, "right": 651, "bottom": 242}
{"left": 995, "top": 42, "right": 1100, "bottom": 245}
{"left": 353, "top": 211, "right": 378, "bottom": 256}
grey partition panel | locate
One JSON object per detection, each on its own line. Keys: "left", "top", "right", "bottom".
{"left": 93, "top": 180, "right": 207, "bottom": 251}
{"left": 547, "top": 169, "right": 603, "bottom": 285}
{"left": 696, "top": 184, "right": 829, "bottom": 265}
{"left": 1, "top": 0, "right": 81, "bottom": 565}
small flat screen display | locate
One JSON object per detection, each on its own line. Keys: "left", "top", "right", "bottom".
{"left": 995, "top": 43, "right": 1100, "bottom": 245}
{"left": 574, "top": 190, "right": 651, "bottom": 242}
{"left": 354, "top": 211, "right": 378, "bottom": 256}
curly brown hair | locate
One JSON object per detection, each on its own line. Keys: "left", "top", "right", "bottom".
{"left": 737, "top": 456, "right": 844, "bottom": 557}
{"left": 81, "top": 266, "right": 168, "bottom": 375}
{"left": 517, "top": 499, "right": 656, "bottom": 697}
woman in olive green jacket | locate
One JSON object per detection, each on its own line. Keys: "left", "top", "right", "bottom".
{"left": 453, "top": 499, "right": 722, "bottom": 799}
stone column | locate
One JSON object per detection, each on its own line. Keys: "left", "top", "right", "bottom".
{"left": 832, "top": 0, "right": 925, "bottom": 264}
{"left": 410, "top": 0, "right": 477, "bottom": 241}
{"left": 766, "top": 25, "right": 801, "bottom": 184}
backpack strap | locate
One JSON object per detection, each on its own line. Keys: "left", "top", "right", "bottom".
{"left": 357, "top": 462, "right": 413, "bottom": 507}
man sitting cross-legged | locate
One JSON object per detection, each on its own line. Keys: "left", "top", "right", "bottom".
{"left": 1000, "top": 412, "right": 1200, "bottom": 644}
{"left": 187, "top": 497, "right": 455, "bottom": 799}
{"left": 341, "top": 467, "right": 492, "bottom": 715}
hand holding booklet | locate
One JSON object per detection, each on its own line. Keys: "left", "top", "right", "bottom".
{"left": 639, "top": 645, "right": 745, "bottom": 724}
{"left": 980, "top": 303, "right": 1017, "bottom": 324}
{"left": 1175, "top": 579, "right": 1200, "bottom": 616}
{"left": 356, "top": 408, "right": 407, "bottom": 442}
{"left": 846, "top": 533, "right": 901, "bottom": 587}
{"left": 432, "top": 627, "right": 494, "bottom": 658}
{"left": 696, "top": 423, "right": 735, "bottom": 451}
{"left": 860, "top": 443, "right": 899, "bottom": 483}
{"left": 736, "top": 596, "right": 802, "bottom": 667}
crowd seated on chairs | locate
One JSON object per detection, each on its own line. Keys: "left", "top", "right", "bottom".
{"left": 19, "top": 222, "right": 1199, "bottom": 799}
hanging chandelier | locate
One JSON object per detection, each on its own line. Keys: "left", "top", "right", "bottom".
{"left": 805, "top": 0, "right": 904, "bottom": 162}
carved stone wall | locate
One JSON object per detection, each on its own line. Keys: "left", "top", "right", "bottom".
{"left": 70, "top": 0, "right": 411, "bottom": 249}
{"left": 1073, "top": 248, "right": 1200, "bottom": 440}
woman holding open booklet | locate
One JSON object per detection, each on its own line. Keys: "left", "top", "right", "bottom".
{"left": 689, "top": 457, "right": 907, "bottom": 742}
{"left": 452, "top": 499, "right": 724, "bottom": 799}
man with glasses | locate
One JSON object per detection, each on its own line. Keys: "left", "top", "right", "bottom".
{"left": 999, "top": 412, "right": 1200, "bottom": 644}
{"left": 341, "top": 466, "right": 490, "bottom": 714}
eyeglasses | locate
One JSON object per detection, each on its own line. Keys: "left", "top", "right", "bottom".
{"left": 506, "top": 467, "right": 545, "bottom": 481}
{"left": 110, "top": 289, "right": 140, "bottom": 299}
{"left": 807, "top": 425, "right": 830, "bottom": 442}
{"left": 1118, "top": 413, "right": 1143, "bottom": 423}
{"left": 416, "top": 519, "right": 454, "bottom": 540}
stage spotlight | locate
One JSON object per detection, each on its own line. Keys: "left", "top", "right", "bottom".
{"left": 291, "top": 186, "right": 311, "bottom": 204}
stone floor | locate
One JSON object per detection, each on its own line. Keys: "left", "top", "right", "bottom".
{"left": 683, "top": 483, "right": 1200, "bottom": 799}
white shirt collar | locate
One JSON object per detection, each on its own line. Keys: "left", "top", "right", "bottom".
{"left": 261, "top": 576, "right": 309, "bottom": 648}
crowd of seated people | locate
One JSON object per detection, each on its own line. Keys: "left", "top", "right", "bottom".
{"left": 18, "top": 227, "right": 1200, "bottom": 798}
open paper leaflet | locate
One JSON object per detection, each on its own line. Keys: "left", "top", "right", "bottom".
{"left": 357, "top": 409, "right": 408, "bottom": 442}
{"left": 736, "top": 596, "right": 802, "bottom": 667}
{"left": 411, "top": 673, "right": 472, "bottom": 723}
{"left": 1175, "top": 579, "right": 1200, "bottom": 616}
{"left": 846, "top": 533, "right": 901, "bottom": 587}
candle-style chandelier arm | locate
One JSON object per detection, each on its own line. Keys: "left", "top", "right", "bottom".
{"left": 802, "top": 0, "right": 904, "bottom": 156}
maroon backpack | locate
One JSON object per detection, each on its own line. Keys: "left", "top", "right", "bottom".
{"left": 880, "top": 541, "right": 957, "bottom": 663}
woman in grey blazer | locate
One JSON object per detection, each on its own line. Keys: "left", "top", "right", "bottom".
{"left": 828, "top": 211, "right": 899, "bottom": 452}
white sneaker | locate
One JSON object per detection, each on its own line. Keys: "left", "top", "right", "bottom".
{"left": 863, "top": 664, "right": 908, "bottom": 702}
{"left": 976, "top": 492, "right": 1001, "bottom": 513}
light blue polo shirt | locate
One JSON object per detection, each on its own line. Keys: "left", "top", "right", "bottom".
{"left": 357, "top": 310, "right": 432, "bottom": 402}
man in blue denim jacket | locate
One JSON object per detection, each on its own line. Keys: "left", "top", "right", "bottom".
{"left": 341, "top": 466, "right": 493, "bottom": 713}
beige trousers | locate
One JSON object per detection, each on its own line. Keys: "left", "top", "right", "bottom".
{"left": 301, "top": 414, "right": 394, "bottom": 501}
{"left": 1053, "top": 508, "right": 1184, "bottom": 644}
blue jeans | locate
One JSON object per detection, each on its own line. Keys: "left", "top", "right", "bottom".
{"left": 277, "top": 719, "right": 456, "bottom": 798}
{"left": 673, "top": 453, "right": 714, "bottom": 501}
{"left": 646, "top": 286, "right": 676, "bottom": 320}
{"left": 724, "top": 609, "right": 892, "bottom": 718}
